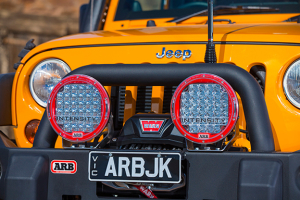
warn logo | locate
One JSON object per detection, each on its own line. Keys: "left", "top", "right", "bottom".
{"left": 51, "top": 160, "right": 77, "bottom": 174}
{"left": 140, "top": 120, "right": 164, "bottom": 132}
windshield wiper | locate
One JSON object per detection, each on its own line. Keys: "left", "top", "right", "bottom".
{"left": 168, "top": 6, "right": 280, "bottom": 24}
{"left": 283, "top": 15, "right": 300, "bottom": 23}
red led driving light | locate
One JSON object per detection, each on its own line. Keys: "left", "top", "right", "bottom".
{"left": 170, "top": 73, "right": 238, "bottom": 144}
{"left": 47, "top": 74, "right": 110, "bottom": 142}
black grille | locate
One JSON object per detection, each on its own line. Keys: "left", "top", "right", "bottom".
{"left": 116, "top": 86, "right": 152, "bottom": 128}
{"left": 115, "top": 86, "right": 176, "bottom": 128}
{"left": 162, "top": 86, "right": 177, "bottom": 113}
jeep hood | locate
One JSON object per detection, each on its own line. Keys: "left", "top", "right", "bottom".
{"left": 23, "top": 23, "right": 300, "bottom": 63}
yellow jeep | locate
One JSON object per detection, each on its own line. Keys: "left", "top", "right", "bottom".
{"left": 0, "top": 0, "right": 300, "bottom": 199}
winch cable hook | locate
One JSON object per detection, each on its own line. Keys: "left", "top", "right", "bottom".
{"left": 134, "top": 185, "right": 158, "bottom": 199}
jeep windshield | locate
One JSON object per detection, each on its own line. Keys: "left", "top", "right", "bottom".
{"left": 115, "top": 0, "right": 300, "bottom": 21}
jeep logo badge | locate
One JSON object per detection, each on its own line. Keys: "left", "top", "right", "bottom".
{"left": 156, "top": 47, "right": 192, "bottom": 60}
{"left": 51, "top": 160, "right": 77, "bottom": 174}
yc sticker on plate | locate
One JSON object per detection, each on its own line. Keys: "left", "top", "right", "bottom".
{"left": 51, "top": 160, "right": 77, "bottom": 174}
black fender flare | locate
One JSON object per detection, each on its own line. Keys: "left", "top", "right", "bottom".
{"left": 0, "top": 73, "right": 15, "bottom": 126}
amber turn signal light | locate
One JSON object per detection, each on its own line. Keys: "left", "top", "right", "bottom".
{"left": 25, "top": 120, "right": 40, "bottom": 144}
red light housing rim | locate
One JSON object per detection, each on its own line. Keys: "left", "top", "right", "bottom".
{"left": 170, "top": 73, "right": 238, "bottom": 144}
{"left": 47, "top": 74, "right": 110, "bottom": 142}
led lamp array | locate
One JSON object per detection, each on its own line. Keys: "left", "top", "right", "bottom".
{"left": 55, "top": 84, "right": 102, "bottom": 133}
{"left": 180, "top": 84, "right": 228, "bottom": 134}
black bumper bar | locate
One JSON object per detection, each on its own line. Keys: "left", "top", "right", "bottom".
{"left": 34, "top": 63, "right": 274, "bottom": 152}
{"left": 1, "top": 143, "right": 300, "bottom": 200}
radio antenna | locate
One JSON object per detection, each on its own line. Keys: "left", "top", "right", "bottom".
{"left": 204, "top": 0, "right": 217, "bottom": 63}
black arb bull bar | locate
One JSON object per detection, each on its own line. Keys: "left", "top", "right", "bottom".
{"left": 0, "top": 64, "right": 299, "bottom": 200}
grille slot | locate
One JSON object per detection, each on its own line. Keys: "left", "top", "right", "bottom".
{"left": 115, "top": 86, "right": 126, "bottom": 129}
{"left": 162, "top": 86, "right": 177, "bottom": 113}
{"left": 136, "top": 86, "right": 152, "bottom": 114}
{"left": 250, "top": 65, "right": 266, "bottom": 93}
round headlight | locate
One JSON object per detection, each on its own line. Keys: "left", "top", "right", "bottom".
{"left": 283, "top": 59, "right": 300, "bottom": 108}
{"left": 29, "top": 59, "right": 71, "bottom": 107}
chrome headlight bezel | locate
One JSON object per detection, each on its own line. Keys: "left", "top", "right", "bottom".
{"left": 29, "top": 59, "right": 71, "bottom": 107}
{"left": 283, "top": 59, "right": 300, "bottom": 109}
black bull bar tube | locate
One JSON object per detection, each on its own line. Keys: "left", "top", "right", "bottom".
{"left": 33, "top": 63, "right": 274, "bottom": 152}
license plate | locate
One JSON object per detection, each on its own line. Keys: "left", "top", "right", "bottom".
{"left": 88, "top": 151, "right": 181, "bottom": 183}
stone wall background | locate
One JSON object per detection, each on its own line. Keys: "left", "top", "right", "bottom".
{"left": 0, "top": 0, "right": 89, "bottom": 73}
{"left": 0, "top": 0, "right": 88, "bottom": 138}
